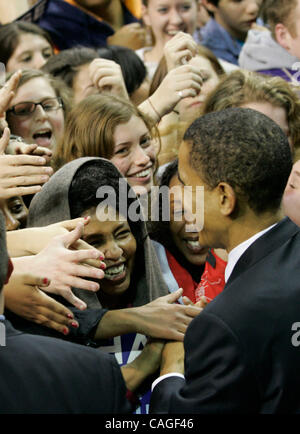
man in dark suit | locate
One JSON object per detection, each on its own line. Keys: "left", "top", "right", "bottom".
{"left": 150, "top": 108, "right": 300, "bottom": 414}
{"left": 0, "top": 213, "right": 162, "bottom": 414}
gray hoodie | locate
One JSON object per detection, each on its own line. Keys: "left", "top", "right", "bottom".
{"left": 27, "top": 157, "right": 169, "bottom": 310}
{"left": 239, "top": 29, "right": 299, "bottom": 71}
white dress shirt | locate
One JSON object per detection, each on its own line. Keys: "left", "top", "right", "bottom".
{"left": 224, "top": 223, "right": 277, "bottom": 283}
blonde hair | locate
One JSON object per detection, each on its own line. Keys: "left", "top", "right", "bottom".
{"left": 262, "top": 0, "right": 298, "bottom": 38}
{"left": 203, "top": 70, "right": 300, "bottom": 160}
{"left": 52, "top": 93, "right": 156, "bottom": 170}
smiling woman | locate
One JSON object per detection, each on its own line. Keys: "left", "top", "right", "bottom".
{"left": 25, "top": 157, "right": 202, "bottom": 413}
{"left": 52, "top": 93, "right": 157, "bottom": 196}
{"left": 6, "top": 69, "right": 71, "bottom": 151}
{"left": 0, "top": 21, "right": 54, "bottom": 72}
{"left": 136, "top": 0, "right": 199, "bottom": 78}
{"left": 148, "top": 159, "right": 227, "bottom": 304}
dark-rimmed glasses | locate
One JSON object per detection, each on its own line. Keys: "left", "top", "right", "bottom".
{"left": 7, "top": 97, "right": 63, "bottom": 117}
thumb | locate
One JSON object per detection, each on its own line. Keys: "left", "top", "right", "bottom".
{"left": 0, "top": 127, "right": 10, "bottom": 155}
{"left": 23, "top": 274, "right": 51, "bottom": 288}
{"left": 164, "top": 288, "right": 183, "bottom": 304}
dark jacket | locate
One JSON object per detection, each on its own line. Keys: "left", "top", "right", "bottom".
{"left": 150, "top": 218, "right": 300, "bottom": 414}
{"left": 17, "top": 0, "right": 138, "bottom": 50}
{"left": 0, "top": 320, "right": 131, "bottom": 414}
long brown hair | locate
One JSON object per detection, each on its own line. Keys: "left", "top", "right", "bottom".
{"left": 52, "top": 93, "right": 156, "bottom": 170}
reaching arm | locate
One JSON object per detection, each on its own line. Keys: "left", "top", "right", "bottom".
{"left": 94, "top": 288, "right": 202, "bottom": 341}
{"left": 121, "top": 339, "right": 165, "bottom": 392}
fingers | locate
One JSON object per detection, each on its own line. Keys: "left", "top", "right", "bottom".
{"left": 22, "top": 273, "right": 50, "bottom": 288}
{"left": 0, "top": 127, "right": 10, "bottom": 154}
{"left": 61, "top": 221, "right": 85, "bottom": 248}
{"left": 57, "top": 274, "right": 100, "bottom": 292}
{"left": 164, "top": 32, "right": 198, "bottom": 69}
{"left": 161, "top": 288, "right": 184, "bottom": 304}
{"left": 0, "top": 185, "right": 44, "bottom": 199}
{"left": 31, "top": 283, "right": 79, "bottom": 335}
{"left": 0, "top": 153, "right": 48, "bottom": 166}
{"left": 182, "top": 296, "right": 194, "bottom": 306}
{"left": 89, "top": 59, "right": 128, "bottom": 98}
{"left": 0, "top": 173, "right": 51, "bottom": 188}
{"left": 59, "top": 216, "right": 90, "bottom": 231}
{"left": 1, "top": 162, "right": 53, "bottom": 177}
{"left": 54, "top": 287, "right": 87, "bottom": 311}
{"left": 182, "top": 295, "right": 207, "bottom": 308}
{"left": 89, "top": 59, "right": 119, "bottom": 85}
{"left": 18, "top": 143, "right": 38, "bottom": 155}
{"left": 0, "top": 70, "right": 22, "bottom": 114}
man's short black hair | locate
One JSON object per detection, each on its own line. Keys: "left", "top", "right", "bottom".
{"left": 183, "top": 108, "right": 293, "bottom": 214}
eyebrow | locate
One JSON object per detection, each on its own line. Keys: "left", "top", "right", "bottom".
{"left": 114, "top": 141, "right": 131, "bottom": 148}
{"left": 83, "top": 222, "right": 128, "bottom": 241}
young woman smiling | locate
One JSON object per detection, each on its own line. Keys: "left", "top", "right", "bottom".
{"left": 25, "top": 157, "right": 202, "bottom": 413}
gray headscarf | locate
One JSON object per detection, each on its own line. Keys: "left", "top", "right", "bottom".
{"left": 27, "top": 157, "right": 168, "bottom": 308}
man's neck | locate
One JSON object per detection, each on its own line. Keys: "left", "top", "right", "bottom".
{"left": 225, "top": 208, "right": 284, "bottom": 253}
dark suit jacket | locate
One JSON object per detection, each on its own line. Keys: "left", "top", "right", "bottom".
{"left": 0, "top": 321, "right": 131, "bottom": 414}
{"left": 150, "top": 218, "right": 300, "bottom": 414}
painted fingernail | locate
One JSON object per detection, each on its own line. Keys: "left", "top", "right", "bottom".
{"left": 84, "top": 216, "right": 89, "bottom": 221}
{"left": 100, "top": 263, "right": 106, "bottom": 270}
{"left": 67, "top": 313, "right": 73, "bottom": 319}
{"left": 63, "top": 327, "right": 69, "bottom": 335}
{"left": 43, "top": 277, "right": 48, "bottom": 285}
{"left": 70, "top": 322, "right": 78, "bottom": 328}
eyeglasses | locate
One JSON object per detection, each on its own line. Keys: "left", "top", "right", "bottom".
{"left": 7, "top": 97, "right": 63, "bottom": 117}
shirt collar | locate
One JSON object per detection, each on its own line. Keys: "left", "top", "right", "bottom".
{"left": 224, "top": 223, "right": 277, "bottom": 283}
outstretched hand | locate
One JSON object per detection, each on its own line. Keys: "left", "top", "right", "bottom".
{"left": 4, "top": 273, "right": 78, "bottom": 335}
{"left": 0, "top": 127, "right": 53, "bottom": 200}
{"left": 133, "top": 288, "right": 203, "bottom": 341}
{"left": 89, "top": 58, "right": 129, "bottom": 100}
{"left": 22, "top": 222, "right": 105, "bottom": 310}
{"left": 164, "top": 32, "right": 198, "bottom": 71}
{"left": 144, "top": 64, "right": 203, "bottom": 122}
{"left": 6, "top": 136, "right": 52, "bottom": 162}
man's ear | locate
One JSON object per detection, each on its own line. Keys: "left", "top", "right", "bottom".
{"left": 274, "top": 23, "right": 292, "bottom": 51}
{"left": 201, "top": 0, "right": 217, "bottom": 14}
{"left": 217, "top": 182, "right": 236, "bottom": 216}
{"left": 141, "top": 3, "right": 151, "bottom": 27}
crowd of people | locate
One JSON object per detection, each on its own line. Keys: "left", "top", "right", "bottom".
{"left": 0, "top": 0, "right": 300, "bottom": 415}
